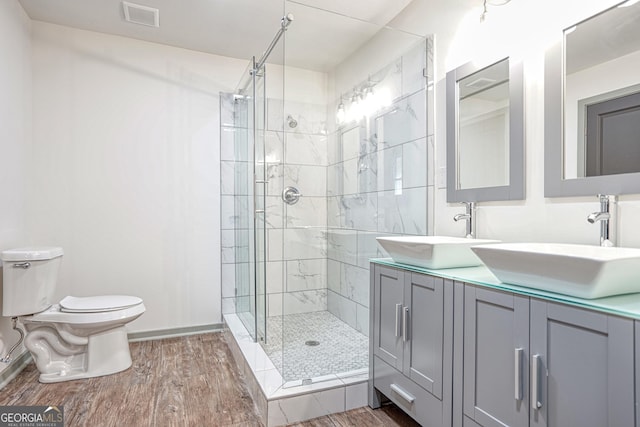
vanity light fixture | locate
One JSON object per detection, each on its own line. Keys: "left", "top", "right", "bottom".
{"left": 337, "top": 79, "right": 390, "bottom": 123}
{"left": 363, "top": 77, "right": 375, "bottom": 102}
{"left": 336, "top": 96, "right": 346, "bottom": 124}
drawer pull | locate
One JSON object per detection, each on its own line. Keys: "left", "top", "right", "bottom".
{"left": 395, "top": 304, "right": 402, "bottom": 337}
{"left": 390, "top": 383, "right": 415, "bottom": 404}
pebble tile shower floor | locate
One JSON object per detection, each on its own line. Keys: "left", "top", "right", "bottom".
{"left": 261, "top": 311, "right": 369, "bottom": 382}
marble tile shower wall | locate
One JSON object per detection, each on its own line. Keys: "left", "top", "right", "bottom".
{"left": 326, "top": 39, "right": 433, "bottom": 336}
{"left": 220, "top": 92, "right": 330, "bottom": 318}
{"left": 264, "top": 98, "right": 329, "bottom": 317}
{"left": 220, "top": 38, "right": 433, "bottom": 336}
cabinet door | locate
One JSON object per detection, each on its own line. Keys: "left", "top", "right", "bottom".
{"left": 463, "top": 286, "right": 529, "bottom": 427}
{"left": 373, "top": 265, "right": 404, "bottom": 370}
{"left": 530, "top": 300, "right": 634, "bottom": 427}
{"left": 403, "top": 272, "right": 444, "bottom": 399}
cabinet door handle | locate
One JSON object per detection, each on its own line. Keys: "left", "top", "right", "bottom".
{"left": 514, "top": 348, "right": 523, "bottom": 401}
{"left": 390, "top": 383, "right": 415, "bottom": 404}
{"left": 531, "top": 354, "right": 543, "bottom": 410}
{"left": 395, "top": 304, "right": 402, "bottom": 337}
{"left": 403, "top": 307, "right": 410, "bottom": 342}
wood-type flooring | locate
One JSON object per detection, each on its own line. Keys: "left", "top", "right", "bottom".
{"left": 0, "top": 332, "right": 419, "bottom": 426}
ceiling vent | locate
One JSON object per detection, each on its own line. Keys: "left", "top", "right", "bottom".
{"left": 465, "top": 77, "right": 496, "bottom": 89}
{"left": 122, "top": 1, "right": 159, "bottom": 27}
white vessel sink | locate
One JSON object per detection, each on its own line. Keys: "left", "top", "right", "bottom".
{"left": 471, "top": 242, "right": 640, "bottom": 299}
{"left": 376, "top": 236, "right": 500, "bottom": 270}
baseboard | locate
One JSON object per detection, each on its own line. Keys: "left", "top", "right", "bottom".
{"left": 128, "top": 323, "right": 224, "bottom": 342}
{"left": 0, "top": 350, "right": 32, "bottom": 390}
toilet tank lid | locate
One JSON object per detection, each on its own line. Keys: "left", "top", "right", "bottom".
{"left": 1, "top": 247, "right": 64, "bottom": 261}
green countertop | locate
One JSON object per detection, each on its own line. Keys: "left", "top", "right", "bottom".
{"left": 372, "top": 258, "right": 640, "bottom": 320}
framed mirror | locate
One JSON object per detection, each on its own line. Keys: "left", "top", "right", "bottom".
{"left": 446, "top": 57, "right": 525, "bottom": 202}
{"left": 545, "top": 0, "right": 640, "bottom": 197}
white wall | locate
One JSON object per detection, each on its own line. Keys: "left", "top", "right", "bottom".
{"left": 386, "top": 0, "right": 640, "bottom": 248}
{"left": 29, "top": 22, "right": 247, "bottom": 333}
{"left": 0, "top": 0, "right": 32, "bottom": 372}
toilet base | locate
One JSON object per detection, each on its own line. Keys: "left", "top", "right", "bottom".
{"left": 28, "top": 325, "right": 133, "bottom": 384}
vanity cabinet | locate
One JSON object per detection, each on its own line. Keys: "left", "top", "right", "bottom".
{"left": 370, "top": 264, "right": 453, "bottom": 427}
{"left": 461, "top": 286, "right": 530, "bottom": 427}
{"left": 459, "top": 284, "right": 635, "bottom": 427}
{"left": 371, "top": 261, "right": 638, "bottom": 427}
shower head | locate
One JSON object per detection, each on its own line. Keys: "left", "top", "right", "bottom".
{"left": 282, "top": 13, "right": 294, "bottom": 29}
{"left": 286, "top": 115, "right": 298, "bottom": 129}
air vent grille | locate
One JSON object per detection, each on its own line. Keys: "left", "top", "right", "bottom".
{"left": 122, "top": 1, "right": 159, "bottom": 27}
{"left": 465, "top": 77, "right": 496, "bottom": 89}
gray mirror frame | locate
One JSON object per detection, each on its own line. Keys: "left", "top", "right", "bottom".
{"left": 545, "top": 34, "right": 640, "bottom": 197}
{"left": 446, "top": 57, "right": 525, "bottom": 202}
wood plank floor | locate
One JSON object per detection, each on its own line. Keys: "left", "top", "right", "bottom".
{"left": 0, "top": 332, "right": 419, "bottom": 426}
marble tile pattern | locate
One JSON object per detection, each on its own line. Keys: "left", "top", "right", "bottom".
{"left": 261, "top": 311, "right": 368, "bottom": 382}
{"left": 221, "top": 91, "right": 331, "bottom": 326}
{"left": 225, "top": 313, "right": 374, "bottom": 426}
{"left": 325, "top": 39, "right": 432, "bottom": 333}
{"left": 286, "top": 197, "right": 327, "bottom": 228}
{"left": 374, "top": 89, "right": 426, "bottom": 148}
{"left": 220, "top": 36, "right": 435, "bottom": 393}
{"left": 219, "top": 92, "right": 236, "bottom": 128}
{"left": 402, "top": 39, "right": 428, "bottom": 97}
{"left": 266, "top": 289, "right": 328, "bottom": 316}
{"left": 377, "top": 188, "right": 427, "bottom": 235}
{"left": 286, "top": 259, "right": 328, "bottom": 292}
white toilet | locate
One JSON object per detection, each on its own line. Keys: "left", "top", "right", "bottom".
{"left": 1, "top": 247, "right": 145, "bottom": 383}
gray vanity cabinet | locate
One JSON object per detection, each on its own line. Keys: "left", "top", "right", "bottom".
{"left": 462, "top": 286, "right": 530, "bottom": 427}
{"left": 459, "top": 284, "right": 635, "bottom": 427}
{"left": 529, "top": 299, "right": 634, "bottom": 427}
{"left": 370, "top": 264, "right": 453, "bottom": 427}
{"left": 372, "top": 265, "right": 404, "bottom": 370}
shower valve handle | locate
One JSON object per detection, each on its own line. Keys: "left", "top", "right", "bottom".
{"left": 282, "top": 186, "right": 302, "bottom": 205}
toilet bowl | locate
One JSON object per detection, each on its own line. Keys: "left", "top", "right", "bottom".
{"left": 1, "top": 247, "right": 146, "bottom": 383}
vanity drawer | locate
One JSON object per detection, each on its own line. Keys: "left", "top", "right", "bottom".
{"left": 373, "top": 356, "right": 443, "bottom": 427}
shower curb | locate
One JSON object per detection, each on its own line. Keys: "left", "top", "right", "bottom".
{"left": 223, "top": 313, "right": 368, "bottom": 426}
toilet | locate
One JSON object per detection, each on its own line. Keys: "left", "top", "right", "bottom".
{"left": 1, "top": 247, "right": 145, "bottom": 383}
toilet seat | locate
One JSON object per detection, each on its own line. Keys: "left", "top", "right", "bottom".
{"left": 27, "top": 300, "right": 145, "bottom": 325}
{"left": 59, "top": 295, "right": 143, "bottom": 313}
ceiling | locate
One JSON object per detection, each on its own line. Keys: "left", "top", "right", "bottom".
{"left": 566, "top": 0, "right": 640, "bottom": 74}
{"left": 17, "top": 0, "right": 419, "bottom": 72}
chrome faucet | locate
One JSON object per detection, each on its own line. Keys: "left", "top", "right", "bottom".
{"left": 587, "top": 194, "right": 617, "bottom": 247}
{"left": 453, "top": 202, "right": 476, "bottom": 239}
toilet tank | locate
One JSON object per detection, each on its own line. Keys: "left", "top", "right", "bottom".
{"left": 1, "top": 247, "right": 64, "bottom": 317}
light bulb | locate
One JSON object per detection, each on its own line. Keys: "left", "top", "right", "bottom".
{"left": 336, "top": 100, "right": 345, "bottom": 124}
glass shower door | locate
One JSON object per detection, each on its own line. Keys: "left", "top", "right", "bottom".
{"left": 253, "top": 57, "right": 268, "bottom": 343}
{"left": 234, "top": 57, "right": 267, "bottom": 344}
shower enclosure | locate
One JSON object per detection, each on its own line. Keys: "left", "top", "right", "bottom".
{"left": 221, "top": 3, "right": 433, "bottom": 388}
